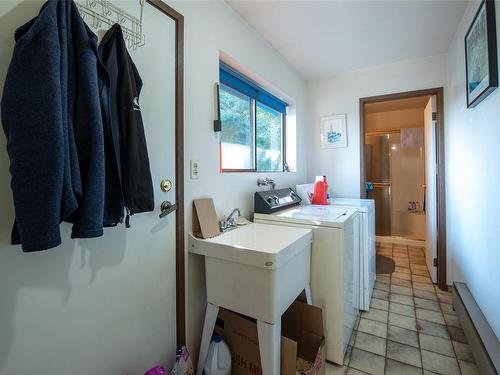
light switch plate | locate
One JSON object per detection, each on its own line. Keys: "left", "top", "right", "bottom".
{"left": 190, "top": 160, "right": 199, "bottom": 179}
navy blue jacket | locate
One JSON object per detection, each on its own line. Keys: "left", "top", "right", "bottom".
{"left": 1, "top": 0, "right": 107, "bottom": 252}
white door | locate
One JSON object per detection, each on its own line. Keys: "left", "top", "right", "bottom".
{"left": 62, "top": 3, "right": 179, "bottom": 373}
{"left": 424, "top": 97, "right": 438, "bottom": 282}
{"left": 126, "top": 0, "right": 179, "bottom": 363}
{"left": 81, "top": 2, "right": 180, "bottom": 371}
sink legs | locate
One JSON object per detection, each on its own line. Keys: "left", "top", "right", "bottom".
{"left": 196, "top": 303, "right": 219, "bottom": 375}
{"left": 305, "top": 284, "right": 312, "bottom": 304}
{"left": 197, "top": 284, "right": 312, "bottom": 375}
{"left": 257, "top": 319, "right": 281, "bottom": 375}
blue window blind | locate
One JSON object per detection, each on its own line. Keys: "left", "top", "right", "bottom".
{"left": 219, "top": 62, "right": 288, "bottom": 114}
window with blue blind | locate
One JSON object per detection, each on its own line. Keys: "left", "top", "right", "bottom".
{"left": 219, "top": 62, "right": 288, "bottom": 172}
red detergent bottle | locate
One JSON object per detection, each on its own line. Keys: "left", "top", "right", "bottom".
{"left": 311, "top": 176, "right": 329, "bottom": 205}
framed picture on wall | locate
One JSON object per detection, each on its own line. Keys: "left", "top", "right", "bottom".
{"left": 320, "top": 114, "right": 347, "bottom": 148}
{"left": 465, "top": 0, "right": 498, "bottom": 108}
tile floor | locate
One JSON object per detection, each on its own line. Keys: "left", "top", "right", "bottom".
{"left": 326, "top": 242, "right": 479, "bottom": 375}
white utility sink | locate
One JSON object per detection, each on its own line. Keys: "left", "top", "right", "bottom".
{"left": 190, "top": 223, "right": 313, "bottom": 375}
{"left": 191, "top": 222, "right": 312, "bottom": 267}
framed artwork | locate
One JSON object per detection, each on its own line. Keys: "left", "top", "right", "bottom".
{"left": 320, "top": 114, "right": 347, "bottom": 148}
{"left": 465, "top": 0, "right": 498, "bottom": 108}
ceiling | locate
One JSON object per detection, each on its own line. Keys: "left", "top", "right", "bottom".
{"left": 227, "top": 1, "right": 468, "bottom": 79}
{"left": 365, "top": 95, "right": 431, "bottom": 113}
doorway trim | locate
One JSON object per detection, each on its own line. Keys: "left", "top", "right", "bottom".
{"left": 359, "top": 88, "right": 447, "bottom": 290}
{"left": 147, "top": 0, "right": 186, "bottom": 347}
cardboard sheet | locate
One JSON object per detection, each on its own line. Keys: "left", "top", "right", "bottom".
{"left": 192, "top": 198, "right": 220, "bottom": 239}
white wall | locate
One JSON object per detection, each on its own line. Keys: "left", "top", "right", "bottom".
{"left": 445, "top": 0, "right": 500, "bottom": 339}
{"left": 307, "top": 54, "right": 447, "bottom": 198}
{"left": 0, "top": 2, "right": 179, "bottom": 374}
{"left": 166, "top": 0, "right": 309, "bottom": 361}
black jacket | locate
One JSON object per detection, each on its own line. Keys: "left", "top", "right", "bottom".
{"left": 98, "top": 24, "right": 154, "bottom": 227}
{"left": 1, "top": 0, "right": 106, "bottom": 252}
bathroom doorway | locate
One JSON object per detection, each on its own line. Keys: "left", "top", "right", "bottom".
{"left": 359, "top": 88, "right": 446, "bottom": 290}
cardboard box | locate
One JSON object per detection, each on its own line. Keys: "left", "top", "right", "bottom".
{"left": 214, "top": 301, "right": 325, "bottom": 375}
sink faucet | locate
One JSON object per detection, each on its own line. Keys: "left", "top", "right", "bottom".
{"left": 257, "top": 178, "right": 275, "bottom": 190}
{"left": 219, "top": 208, "right": 241, "bottom": 232}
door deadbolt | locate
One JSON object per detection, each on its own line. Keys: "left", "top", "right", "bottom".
{"left": 160, "top": 179, "right": 172, "bottom": 192}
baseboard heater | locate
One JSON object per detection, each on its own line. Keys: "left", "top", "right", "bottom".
{"left": 453, "top": 282, "right": 500, "bottom": 375}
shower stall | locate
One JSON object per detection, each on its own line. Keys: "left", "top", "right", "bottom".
{"left": 365, "top": 129, "right": 426, "bottom": 240}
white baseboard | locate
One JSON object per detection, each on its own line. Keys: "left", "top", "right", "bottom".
{"left": 453, "top": 282, "right": 500, "bottom": 374}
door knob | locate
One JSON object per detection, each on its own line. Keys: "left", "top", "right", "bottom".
{"left": 159, "top": 201, "right": 177, "bottom": 218}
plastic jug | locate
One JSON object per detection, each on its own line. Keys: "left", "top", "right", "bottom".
{"left": 203, "top": 336, "right": 231, "bottom": 375}
{"left": 311, "top": 176, "right": 328, "bottom": 205}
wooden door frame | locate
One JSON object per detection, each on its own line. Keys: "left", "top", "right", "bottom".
{"left": 147, "top": 0, "right": 185, "bottom": 347}
{"left": 359, "top": 88, "right": 447, "bottom": 290}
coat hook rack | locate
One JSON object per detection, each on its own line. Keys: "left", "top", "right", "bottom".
{"left": 76, "top": 0, "right": 145, "bottom": 50}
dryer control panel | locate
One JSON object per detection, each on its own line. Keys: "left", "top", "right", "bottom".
{"left": 254, "top": 188, "right": 301, "bottom": 214}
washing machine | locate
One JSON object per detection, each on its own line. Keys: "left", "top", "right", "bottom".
{"left": 254, "top": 189, "right": 359, "bottom": 365}
{"left": 296, "top": 184, "right": 376, "bottom": 311}
{"left": 329, "top": 198, "right": 376, "bottom": 311}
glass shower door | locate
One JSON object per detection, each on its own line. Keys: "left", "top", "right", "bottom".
{"left": 365, "top": 134, "right": 392, "bottom": 236}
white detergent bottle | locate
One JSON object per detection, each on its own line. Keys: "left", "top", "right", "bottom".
{"left": 203, "top": 335, "right": 231, "bottom": 375}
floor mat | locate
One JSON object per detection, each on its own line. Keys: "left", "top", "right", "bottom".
{"left": 376, "top": 255, "right": 395, "bottom": 274}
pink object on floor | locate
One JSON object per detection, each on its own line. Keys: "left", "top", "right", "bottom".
{"left": 145, "top": 366, "right": 167, "bottom": 375}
